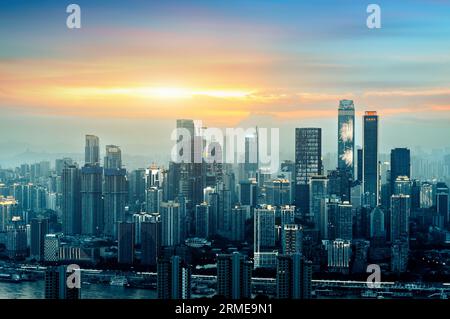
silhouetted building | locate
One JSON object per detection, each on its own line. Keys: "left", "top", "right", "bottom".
{"left": 216, "top": 252, "right": 252, "bottom": 299}
{"left": 276, "top": 253, "right": 312, "bottom": 299}
{"left": 295, "top": 128, "right": 322, "bottom": 217}
{"left": 157, "top": 255, "right": 191, "bottom": 299}
{"left": 363, "top": 111, "right": 379, "bottom": 207}
{"left": 118, "top": 222, "right": 135, "bottom": 264}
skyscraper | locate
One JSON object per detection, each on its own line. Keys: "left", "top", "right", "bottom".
{"left": 157, "top": 255, "right": 191, "bottom": 299}
{"left": 276, "top": 253, "right": 312, "bottom": 299}
{"left": 336, "top": 202, "right": 353, "bottom": 241}
{"left": 85, "top": 135, "right": 100, "bottom": 166}
{"left": 393, "top": 176, "right": 412, "bottom": 196}
{"left": 338, "top": 100, "right": 355, "bottom": 179}
{"left": 103, "top": 168, "right": 128, "bottom": 238}
{"left": 363, "top": 111, "right": 379, "bottom": 207}
{"left": 370, "top": 206, "right": 385, "bottom": 240}
{"left": 104, "top": 145, "right": 122, "bottom": 169}
{"left": 160, "top": 201, "right": 181, "bottom": 247}
{"left": 282, "top": 224, "right": 303, "bottom": 255}
{"left": 229, "top": 205, "right": 248, "bottom": 242}
{"left": 390, "top": 194, "right": 410, "bottom": 242}
{"left": 295, "top": 128, "right": 322, "bottom": 217}
{"left": 216, "top": 252, "right": 252, "bottom": 299}
{"left": 436, "top": 182, "right": 449, "bottom": 226}
{"left": 141, "top": 215, "right": 161, "bottom": 267}
{"left": 30, "top": 218, "right": 49, "bottom": 261}
{"left": 118, "top": 222, "right": 135, "bottom": 264}
{"left": 146, "top": 186, "right": 163, "bottom": 214}
{"left": 81, "top": 165, "right": 103, "bottom": 236}
{"left": 390, "top": 148, "right": 411, "bottom": 194}
{"left": 195, "top": 202, "right": 209, "bottom": 238}
{"left": 254, "top": 205, "right": 276, "bottom": 252}
{"left": 61, "top": 164, "right": 81, "bottom": 235}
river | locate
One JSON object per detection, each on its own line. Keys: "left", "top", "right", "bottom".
{"left": 0, "top": 281, "right": 157, "bottom": 299}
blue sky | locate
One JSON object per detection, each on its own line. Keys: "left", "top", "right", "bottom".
{"left": 0, "top": 0, "right": 449, "bottom": 163}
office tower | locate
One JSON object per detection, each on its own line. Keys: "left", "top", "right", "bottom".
{"left": 322, "top": 239, "right": 352, "bottom": 273}
{"left": 390, "top": 194, "right": 410, "bottom": 242}
{"left": 420, "top": 182, "right": 433, "bottom": 208}
{"left": 55, "top": 158, "right": 73, "bottom": 176}
{"left": 104, "top": 145, "right": 122, "bottom": 169}
{"left": 393, "top": 176, "right": 412, "bottom": 196}
{"left": 229, "top": 205, "right": 247, "bottom": 242}
{"left": 45, "top": 265, "right": 80, "bottom": 299}
{"left": 129, "top": 168, "right": 146, "bottom": 212}
{"left": 295, "top": 128, "right": 322, "bottom": 217}
{"left": 357, "top": 148, "right": 363, "bottom": 182}
{"left": 362, "top": 111, "right": 379, "bottom": 207}
{"left": 309, "top": 175, "right": 328, "bottom": 236}
{"left": 195, "top": 202, "right": 209, "bottom": 238}
{"left": 44, "top": 234, "right": 61, "bottom": 262}
{"left": 160, "top": 201, "right": 181, "bottom": 247}
{"left": 132, "top": 212, "right": 152, "bottom": 244}
{"left": 146, "top": 186, "right": 162, "bottom": 214}
{"left": 118, "top": 222, "right": 135, "bottom": 264}
{"left": 30, "top": 218, "right": 49, "bottom": 261}
{"left": 166, "top": 162, "right": 180, "bottom": 201}
{"left": 217, "top": 182, "right": 232, "bottom": 234}
{"left": 276, "top": 253, "right": 312, "bottom": 299}
{"left": 85, "top": 135, "right": 100, "bottom": 166}
{"left": 282, "top": 224, "right": 303, "bottom": 255}
{"left": 61, "top": 165, "right": 81, "bottom": 235}
{"left": 216, "top": 252, "right": 252, "bottom": 299}
{"left": 352, "top": 239, "right": 370, "bottom": 273}
{"left": 265, "top": 178, "right": 291, "bottom": 206}
{"left": 6, "top": 227, "right": 27, "bottom": 258}
{"left": 436, "top": 182, "right": 449, "bottom": 226}
{"left": 327, "top": 169, "right": 351, "bottom": 203}
{"left": 410, "top": 180, "right": 421, "bottom": 211}
{"left": 103, "top": 168, "right": 128, "bottom": 238}
{"left": 370, "top": 206, "right": 385, "bottom": 239}
{"left": 254, "top": 205, "right": 276, "bottom": 252}
{"left": 391, "top": 240, "right": 409, "bottom": 273}
{"left": 206, "top": 191, "right": 219, "bottom": 236}
{"left": 157, "top": 255, "right": 191, "bottom": 299}
{"left": 336, "top": 202, "right": 353, "bottom": 241}
{"left": 81, "top": 165, "right": 103, "bottom": 236}
{"left": 324, "top": 197, "right": 341, "bottom": 240}
{"left": 0, "top": 197, "right": 17, "bottom": 231}
{"left": 238, "top": 179, "right": 257, "bottom": 207}
{"left": 390, "top": 148, "right": 411, "bottom": 193}
{"left": 338, "top": 100, "right": 355, "bottom": 179}
{"left": 350, "top": 181, "right": 362, "bottom": 209}
{"left": 141, "top": 215, "right": 161, "bottom": 267}
{"left": 280, "top": 205, "right": 295, "bottom": 227}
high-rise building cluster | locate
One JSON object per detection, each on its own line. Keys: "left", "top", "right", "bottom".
{"left": 0, "top": 102, "right": 449, "bottom": 299}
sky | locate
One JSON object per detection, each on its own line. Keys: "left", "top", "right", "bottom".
{"left": 0, "top": 0, "right": 450, "bottom": 166}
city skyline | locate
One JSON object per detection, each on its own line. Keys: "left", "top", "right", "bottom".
{"left": 0, "top": 0, "right": 450, "bottom": 303}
